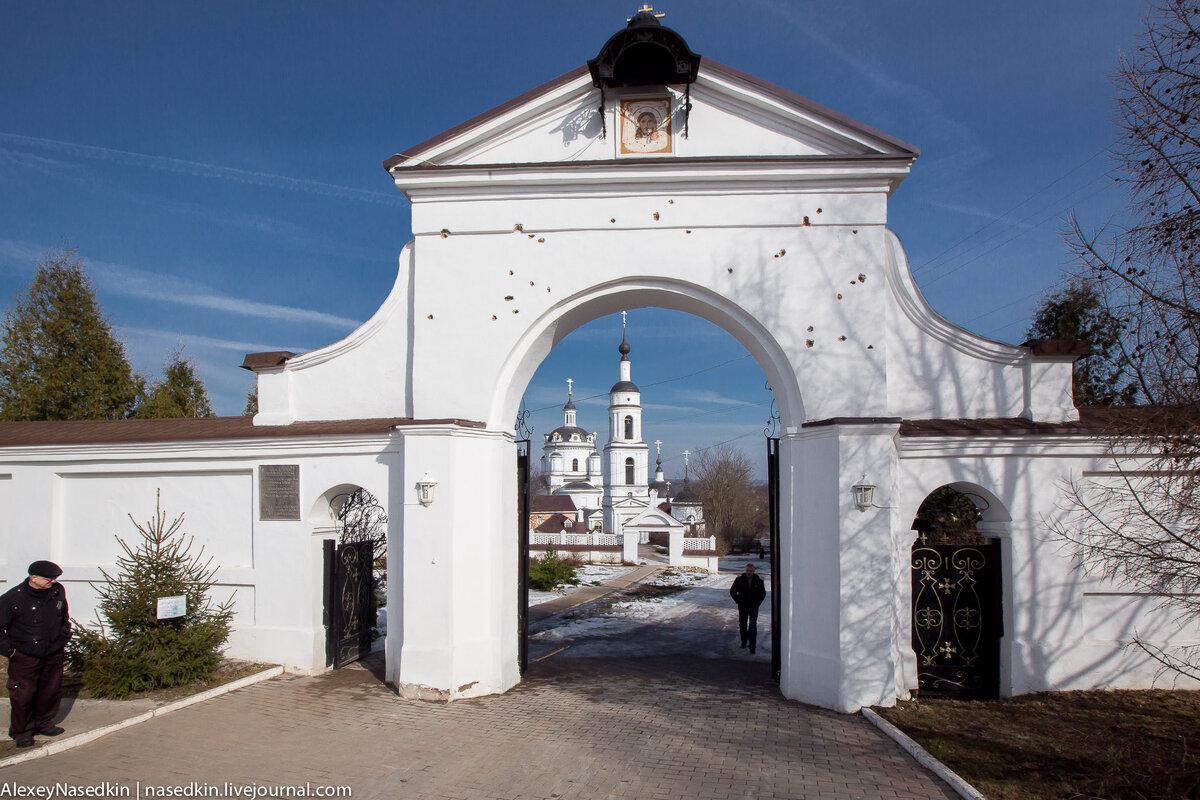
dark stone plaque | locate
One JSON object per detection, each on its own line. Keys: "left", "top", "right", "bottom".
{"left": 259, "top": 464, "right": 300, "bottom": 520}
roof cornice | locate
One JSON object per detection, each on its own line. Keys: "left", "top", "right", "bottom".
{"left": 383, "top": 61, "right": 919, "bottom": 174}
{"left": 390, "top": 154, "right": 915, "bottom": 198}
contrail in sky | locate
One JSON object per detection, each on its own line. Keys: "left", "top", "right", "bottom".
{"left": 0, "top": 131, "right": 404, "bottom": 207}
{"left": 0, "top": 238, "right": 361, "bottom": 329}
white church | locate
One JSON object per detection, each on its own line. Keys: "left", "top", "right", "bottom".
{"left": 2, "top": 9, "right": 1198, "bottom": 712}
{"left": 540, "top": 321, "right": 704, "bottom": 541}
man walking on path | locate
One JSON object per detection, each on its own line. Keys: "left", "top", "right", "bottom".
{"left": 729, "top": 563, "right": 766, "bottom": 654}
{"left": 0, "top": 561, "right": 71, "bottom": 747}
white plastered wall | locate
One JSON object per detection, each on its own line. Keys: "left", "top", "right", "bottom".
{"left": 0, "top": 435, "right": 396, "bottom": 673}
{"left": 898, "top": 436, "right": 1200, "bottom": 695}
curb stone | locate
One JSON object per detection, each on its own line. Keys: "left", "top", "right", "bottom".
{"left": 861, "top": 707, "right": 987, "bottom": 800}
{"left": 0, "top": 666, "right": 284, "bottom": 770}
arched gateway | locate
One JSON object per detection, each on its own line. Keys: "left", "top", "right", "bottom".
{"left": 245, "top": 13, "right": 1093, "bottom": 711}
{"left": 4, "top": 13, "right": 1194, "bottom": 713}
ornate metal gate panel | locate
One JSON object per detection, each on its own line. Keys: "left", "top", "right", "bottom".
{"left": 324, "top": 539, "right": 374, "bottom": 669}
{"left": 766, "top": 437, "right": 781, "bottom": 683}
{"left": 911, "top": 541, "right": 1002, "bottom": 698}
{"left": 517, "top": 438, "right": 531, "bottom": 676}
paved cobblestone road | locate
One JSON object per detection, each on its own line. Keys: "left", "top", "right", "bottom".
{"left": 2, "top": 653, "right": 956, "bottom": 799}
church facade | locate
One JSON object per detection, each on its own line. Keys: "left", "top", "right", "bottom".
{"left": 2, "top": 11, "right": 1197, "bottom": 713}
{"left": 541, "top": 324, "right": 695, "bottom": 541}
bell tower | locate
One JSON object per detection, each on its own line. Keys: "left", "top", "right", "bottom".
{"left": 602, "top": 313, "right": 650, "bottom": 533}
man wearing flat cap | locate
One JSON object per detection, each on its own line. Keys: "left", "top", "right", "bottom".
{"left": 0, "top": 561, "right": 71, "bottom": 747}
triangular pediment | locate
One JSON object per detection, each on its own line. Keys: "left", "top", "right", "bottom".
{"left": 612, "top": 495, "right": 647, "bottom": 509}
{"left": 385, "top": 61, "right": 917, "bottom": 172}
{"left": 625, "top": 507, "right": 683, "bottom": 529}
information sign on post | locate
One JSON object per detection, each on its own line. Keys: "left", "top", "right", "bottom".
{"left": 156, "top": 595, "right": 187, "bottom": 620}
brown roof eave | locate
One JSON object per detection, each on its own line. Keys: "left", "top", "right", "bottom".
{"left": 383, "top": 60, "right": 919, "bottom": 174}
{"left": 700, "top": 59, "right": 920, "bottom": 157}
{"left": 240, "top": 351, "right": 297, "bottom": 371}
{"left": 0, "top": 416, "right": 486, "bottom": 447}
{"left": 383, "top": 65, "right": 591, "bottom": 172}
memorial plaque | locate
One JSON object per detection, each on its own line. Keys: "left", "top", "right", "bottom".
{"left": 259, "top": 464, "right": 300, "bottom": 520}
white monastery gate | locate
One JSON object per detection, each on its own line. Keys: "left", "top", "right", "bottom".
{"left": 2, "top": 12, "right": 1197, "bottom": 712}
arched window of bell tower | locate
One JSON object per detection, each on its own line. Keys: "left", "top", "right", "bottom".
{"left": 624, "top": 415, "right": 633, "bottom": 440}
{"left": 572, "top": 458, "right": 579, "bottom": 471}
{"left": 625, "top": 457, "right": 634, "bottom": 484}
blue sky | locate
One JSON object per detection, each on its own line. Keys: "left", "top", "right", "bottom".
{"left": 0, "top": 1, "right": 1150, "bottom": 480}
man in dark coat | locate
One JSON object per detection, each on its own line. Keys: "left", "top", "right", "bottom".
{"left": 0, "top": 561, "right": 71, "bottom": 747}
{"left": 729, "top": 563, "right": 767, "bottom": 654}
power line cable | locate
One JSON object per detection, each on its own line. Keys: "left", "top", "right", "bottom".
{"left": 921, "top": 171, "right": 1114, "bottom": 282}
{"left": 923, "top": 179, "right": 1117, "bottom": 287}
{"left": 913, "top": 148, "right": 1108, "bottom": 275}
{"left": 653, "top": 399, "right": 771, "bottom": 425}
{"left": 527, "top": 354, "right": 753, "bottom": 413}
{"left": 659, "top": 429, "right": 762, "bottom": 465}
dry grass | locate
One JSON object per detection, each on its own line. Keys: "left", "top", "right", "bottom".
{"left": 877, "top": 689, "right": 1200, "bottom": 800}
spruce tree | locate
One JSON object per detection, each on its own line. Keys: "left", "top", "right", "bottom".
{"left": 1026, "top": 281, "right": 1138, "bottom": 407}
{"left": 134, "top": 347, "right": 214, "bottom": 419}
{"left": 243, "top": 384, "right": 258, "bottom": 416}
{"left": 68, "top": 492, "right": 234, "bottom": 698}
{"left": 0, "top": 248, "right": 143, "bottom": 421}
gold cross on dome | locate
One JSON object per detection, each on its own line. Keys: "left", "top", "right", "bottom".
{"left": 628, "top": 4, "right": 666, "bottom": 21}
{"left": 566, "top": 378, "right": 573, "bottom": 396}
{"left": 654, "top": 439, "right": 662, "bottom": 456}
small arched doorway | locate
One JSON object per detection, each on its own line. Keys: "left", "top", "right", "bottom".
{"left": 910, "top": 485, "right": 1003, "bottom": 698}
{"left": 312, "top": 485, "right": 388, "bottom": 669}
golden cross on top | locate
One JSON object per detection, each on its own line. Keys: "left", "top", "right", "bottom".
{"left": 566, "top": 378, "right": 573, "bottom": 396}
{"left": 628, "top": 4, "right": 666, "bottom": 21}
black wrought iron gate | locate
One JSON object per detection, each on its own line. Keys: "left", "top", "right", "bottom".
{"left": 766, "top": 437, "right": 781, "bottom": 683}
{"left": 323, "top": 539, "right": 374, "bottom": 668}
{"left": 911, "top": 541, "right": 1002, "bottom": 698}
{"left": 517, "top": 438, "right": 531, "bottom": 675}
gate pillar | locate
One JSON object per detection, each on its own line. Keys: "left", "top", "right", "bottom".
{"left": 780, "top": 421, "right": 902, "bottom": 712}
{"left": 384, "top": 424, "right": 520, "bottom": 700}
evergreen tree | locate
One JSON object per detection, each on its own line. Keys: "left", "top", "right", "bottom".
{"left": 0, "top": 248, "right": 142, "bottom": 420}
{"left": 134, "top": 347, "right": 214, "bottom": 419}
{"left": 1026, "top": 281, "right": 1138, "bottom": 406}
{"left": 243, "top": 384, "right": 258, "bottom": 416}
{"left": 911, "top": 486, "right": 984, "bottom": 545}
{"left": 68, "top": 491, "right": 234, "bottom": 698}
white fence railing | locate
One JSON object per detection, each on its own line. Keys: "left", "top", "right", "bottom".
{"left": 681, "top": 536, "right": 716, "bottom": 552}
{"left": 531, "top": 532, "right": 622, "bottom": 548}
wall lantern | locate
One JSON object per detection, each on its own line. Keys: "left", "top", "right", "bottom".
{"left": 852, "top": 479, "right": 875, "bottom": 512}
{"left": 416, "top": 475, "right": 437, "bottom": 507}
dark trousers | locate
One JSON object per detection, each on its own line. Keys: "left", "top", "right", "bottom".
{"left": 6, "top": 650, "right": 64, "bottom": 738}
{"left": 738, "top": 605, "right": 760, "bottom": 650}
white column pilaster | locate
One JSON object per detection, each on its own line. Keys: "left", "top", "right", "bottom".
{"left": 386, "top": 424, "right": 518, "bottom": 700}
{"left": 779, "top": 421, "right": 902, "bottom": 712}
